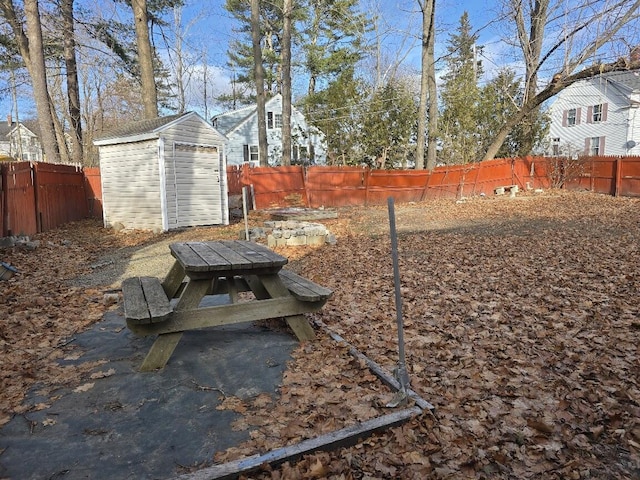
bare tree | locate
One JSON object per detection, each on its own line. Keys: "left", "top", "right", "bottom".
{"left": 167, "top": 5, "right": 205, "bottom": 114}
{"left": 373, "top": 5, "right": 417, "bottom": 89}
{"left": 251, "top": 0, "right": 268, "bottom": 165}
{"left": 415, "top": 0, "right": 435, "bottom": 170}
{"left": 0, "top": 0, "right": 61, "bottom": 163}
{"left": 483, "top": 0, "right": 640, "bottom": 160}
{"left": 281, "top": 0, "right": 292, "bottom": 166}
{"left": 131, "top": 0, "right": 158, "bottom": 119}
{"left": 61, "top": 0, "right": 83, "bottom": 164}
{"left": 172, "top": 5, "right": 187, "bottom": 114}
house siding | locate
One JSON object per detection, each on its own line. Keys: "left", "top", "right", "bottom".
{"left": 547, "top": 72, "right": 640, "bottom": 156}
{"left": 99, "top": 140, "right": 164, "bottom": 230}
{"left": 214, "top": 94, "right": 327, "bottom": 166}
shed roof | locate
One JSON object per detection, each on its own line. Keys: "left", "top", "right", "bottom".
{"left": 94, "top": 113, "right": 185, "bottom": 143}
{"left": 93, "top": 111, "right": 226, "bottom": 147}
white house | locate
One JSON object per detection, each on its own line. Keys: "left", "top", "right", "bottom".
{"left": 545, "top": 70, "right": 640, "bottom": 157}
{"left": 0, "top": 116, "right": 43, "bottom": 161}
{"left": 211, "top": 94, "right": 327, "bottom": 166}
{"left": 94, "top": 112, "right": 228, "bottom": 232}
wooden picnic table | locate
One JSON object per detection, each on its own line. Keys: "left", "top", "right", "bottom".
{"left": 122, "top": 240, "right": 332, "bottom": 371}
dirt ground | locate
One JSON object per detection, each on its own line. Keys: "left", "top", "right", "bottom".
{"left": 1, "top": 190, "right": 639, "bottom": 479}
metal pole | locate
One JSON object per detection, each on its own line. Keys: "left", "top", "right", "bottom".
{"left": 387, "top": 197, "right": 410, "bottom": 395}
{"left": 242, "top": 186, "right": 250, "bottom": 240}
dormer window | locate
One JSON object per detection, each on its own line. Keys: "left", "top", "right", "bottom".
{"left": 267, "top": 112, "right": 282, "bottom": 129}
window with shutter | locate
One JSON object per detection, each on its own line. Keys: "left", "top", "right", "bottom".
{"left": 588, "top": 136, "right": 602, "bottom": 155}
{"left": 592, "top": 104, "right": 603, "bottom": 122}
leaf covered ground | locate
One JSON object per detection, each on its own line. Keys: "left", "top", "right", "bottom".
{"left": 1, "top": 191, "right": 639, "bottom": 479}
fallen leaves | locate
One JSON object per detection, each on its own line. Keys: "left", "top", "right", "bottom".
{"left": 1, "top": 192, "right": 639, "bottom": 479}
{"left": 258, "top": 191, "right": 640, "bottom": 479}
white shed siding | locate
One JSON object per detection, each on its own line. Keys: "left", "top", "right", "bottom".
{"left": 164, "top": 144, "right": 223, "bottom": 228}
{"left": 547, "top": 73, "right": 640, "bottom": 156}
{"left": 99, "top": 140, "right": 164, "bottom": 230}
{"left": 161, "top": 115, "right": 226, "bottom": 146}
{"left": 96, "top": 112, "right": 228, "bottom": 232}
{"left": 159, "top": 117, "right": 228, "bottom": 229}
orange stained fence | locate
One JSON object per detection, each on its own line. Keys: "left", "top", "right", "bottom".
{"left": 33, "top": 162, "right": 89, "bottom": 232}
{"left": 0, "top": 161, "right": 94, "bottom": 237}
{"left": 230, "top": 157, "right": 556, "bottom": 209}
{"left": 84, "top": 167, "right": 103, "bottom": 219}
{"left": 617, "top": 157, "right": 640, "bottom": 197}
{"left": 2, "top": 161, "right": 37, "bottom": 237}
{"left": 1, "top": 156, "right": 639, "bottom": 237}
{"left": 563, "top": 156, "right": 640, "bottom": 197}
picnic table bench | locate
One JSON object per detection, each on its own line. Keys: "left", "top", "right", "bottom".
{"left": 122, "top": 240, "right": 332, "bottom": 371}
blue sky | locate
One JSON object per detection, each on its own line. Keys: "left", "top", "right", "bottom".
{"left": 0, "top": 1, "right": 508, "bottom": 120}
{"left": 172, "top": 0, "right": 506, "bottom": 115}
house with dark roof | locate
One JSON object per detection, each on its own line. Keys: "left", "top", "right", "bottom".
{"left": 545, "top": 70, "right": 640, "bottom": 157}
{"left": 211, "top": 94, "right": 327, "bottom": 166}
{"left": 94, "top": 112, "right": 228, "bottom": 232}
{"left": 0, "top": 116, "right": 43, "bottom": 162}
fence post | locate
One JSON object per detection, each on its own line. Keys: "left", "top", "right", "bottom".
{"left": 302, "top": 166, "right": 311, "bottom": 207}
{"left": 615, "top": 157, "right": 622, "bottom": 197}
{"left": 1, "top": 163, "right": 6, "bottom": 236}
{"left": 32, "top": 162, "right": 42, "bottom": 233}
{"left": 420, "top": 170, "right": 432, "bottom": 201}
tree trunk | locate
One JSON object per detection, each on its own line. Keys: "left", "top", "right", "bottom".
{"left": 251, "top": 0, "right": 268, "bottom": 166}
{"left": 425, "top": 0, "right": 437, "bottom": 170}
{"left": 61, "top": 0, "right": 83, "bottom": 164}
{"left": 132, "top": 0, "right": 158, "bottom": 119}
{"left": 416, "top": 0, "right": 436, "bottom": 170}
{"left": 23, "top": 0, "right": 60, "bottom": 163}
{"left": 281, "top": 0, "right": 292, "bottom": 166}
{"left": 173, "top": 6, "right": 186, "bottom": 113}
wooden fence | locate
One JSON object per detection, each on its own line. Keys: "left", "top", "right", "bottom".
{"left": 228, "top": 156, "right": 640, "bottom": 209}
{"left": 0, "top": 161, "right": 99, "bottom": 237}
{"left": 229, "top": 157, "right": 544, "bottom": 209}
{"left": 1, "top": 156, "right": 638, "bottom": 236}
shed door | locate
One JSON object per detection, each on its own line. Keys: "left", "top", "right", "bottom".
{"left": 168, "top": 143, "right": 222, "bottom": 228}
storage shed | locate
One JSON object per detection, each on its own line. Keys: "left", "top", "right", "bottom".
{"left": 94, "top": 112, "right": 228, "bottom": 232}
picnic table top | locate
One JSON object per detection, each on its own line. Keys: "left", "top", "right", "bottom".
{"left": 169, "top": 240, "right": 288, "bottom": 276}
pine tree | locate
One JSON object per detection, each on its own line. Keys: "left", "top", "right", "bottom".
{"left": 438, "top": 12, "right": 481, "bottom": 165}
{"left": 224, "top": 0, "right": 288, "bottom": 100}
{"left": 301, "top": 0, "right": 367, "bottom": 97}
{"left": 359, "top": 79, "right": 417, "bottom": 169}
{"left": 477, "top": 67, "right": 549, "bottom": 158}
{"left": 303, "top": 66, "right": 363, "bottom": 165}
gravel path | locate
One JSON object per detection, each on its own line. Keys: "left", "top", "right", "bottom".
{"left": 73, "top": 238, "right": 208, "bottom": 289}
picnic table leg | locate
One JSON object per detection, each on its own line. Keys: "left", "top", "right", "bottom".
{"left": 162, "top": 261, "right": 186, "bottom": 298}
{"left": 248, "top": 274, "right": 316, "bottom": 341}
{"left": 139, "top": 278, "right": 210, "bottom": 371}
{"left": 139, "top": 332, "right": 183, "bottom": 372}
{"left": 226, "top": 276, "right": 239, "bottom": 303}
